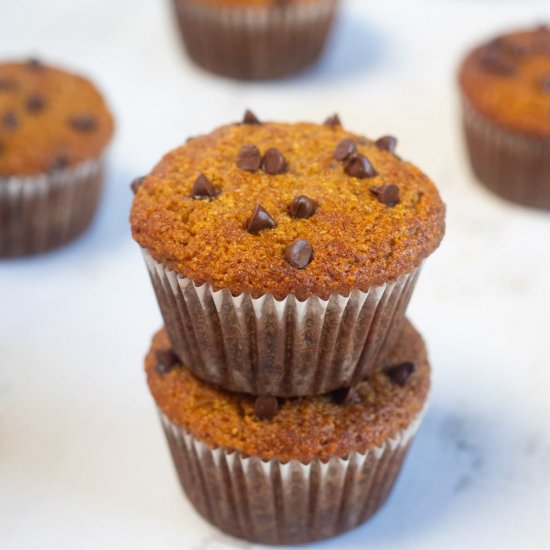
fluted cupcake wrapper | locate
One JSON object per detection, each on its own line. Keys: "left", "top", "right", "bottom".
{"left": 0, "top": 157, "right": 106, "bottom": 257}
{"left": 462, "top": 97, "right": 550, "bottom": 210}
{"left": 143, "top": 250, "right": 422, "bottom": 397}
{"left": 171, "top": 0, "right": 339, "bottom": 80}
{"left": 159, "top": 408, "right": 424, "bottom": 545}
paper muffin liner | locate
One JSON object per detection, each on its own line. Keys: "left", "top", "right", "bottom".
{"left": 0, "top": 157, "right": 106, "bottom": 257}
{"left": 461, "top": 97, "right": 550, "bottom": 209}
{"left": 159, "top": 407, "right": 424, "bottom": 545}
{"left": 143, "top": 250, "right": 422, "bottom": 397}
{"left": 171, "top": 0, "right": 339, "bottom": 80}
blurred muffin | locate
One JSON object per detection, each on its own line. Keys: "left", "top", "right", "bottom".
{"left": 171, "top": 0, "right": 340, "bottom": 80}
{"left": 131, "top": 112, "right": 445, "bottom": 396}
{"left": 146, "top": 320, "right": 430, "bottom": 544}
{"left": 0, "top": 59, "right": 114, "bottom": 256}
{"left": 459, "top": 25, "right": 550, "bottom": 209}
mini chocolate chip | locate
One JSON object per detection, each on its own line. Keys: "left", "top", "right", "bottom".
{"left": 237, "top": 144, "right": 262, "bottom": 172}
{"left": 0, "top": 78, "right": 17, "bottom": 91}
{"left": 385, "top": 361, "right": 416, "bottom": 387}
{"left": 155, "top": 349, "right": 179, "bottom": 375}
{"left": 333, "top": 138, "right": 357, "bottom": 161}
{"left": 324, "top": 113, "right": 342, "bottom": 127}
{"left": 50, "top": 156, "right": 69, "bottom": 172}
{"left": 262, "top": 147, "right": 288, "bottom": 175}
{"left": 331, "top": 387, "right": 361, "bottom": 405}
{"left": 480, "top": 48, "right": 517, "bottom": 76}
{"left": 246, "top": 204, "right": 276, "bottom": 234}
{"left": 243, "top": 109, "right": 261, "bottom": 124}
{"left": 540, "top": 75, "right": 550, "bottom": 93}
{"left": 284, "top": 238, "right": 313, "bottom": 269}
{"left": 289, "top": 195, "right": 316, "bottom": 219}
{"left": 191, "top": 173, "right": 220, "bottom": 199}
{"left": 375, "top": 135, "right": 398, "bottom": 154}
{"left": 69, "top": 114, "right": 97, "bottom": 132}
{"left": 130, "top": 176, "right": 145, "bottom": 194}
{"left": 370, "top": 183, "right": 400, "bottom": 206}
{"left": 254, "top": 396, "right": 279, "bottom": 420}
{"left": 2, "top": 110, "right": 18, "bottom": 130}
{"left": 344, "top": 153, "right": 377, "bottom": 179}
{"left": 25, "top": 94, "right": 46, "bottom": 113}
{"left": 26, "top": 58, "right": 44, "bottom": 70}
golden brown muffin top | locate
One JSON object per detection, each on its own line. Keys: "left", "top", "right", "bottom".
{"left": 459, "top": 25, "right": 550, "bottom": 138}
{"left": 146, "top": 321, "right": 430, "bottom": 463}
{"left": 194, "top": 0, "right": 319, "bottom": 6}
{"left": 131, "top": 116, "right": 445, "bottom": 300}
{"left": 0, "top": 60, "right": 114, "bottom": 176}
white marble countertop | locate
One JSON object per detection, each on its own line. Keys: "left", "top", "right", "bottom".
{"left": 1, "top": 0, "right": 550, "bottom": 548}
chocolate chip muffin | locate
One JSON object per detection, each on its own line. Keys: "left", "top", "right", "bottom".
{"left": 0, "top": 59, "right": 114, "bottom": 256}
{"left": 171, "top": 0, "right": 339, "bottom": 80}
{"left": 131, "top": 112, "right": 445, "bottom": 396}
{"left": 146, "top": 320, "right": 430, "bottom": 544}
{"left": 459, "top": 25, "right": 550, "bottom": 209}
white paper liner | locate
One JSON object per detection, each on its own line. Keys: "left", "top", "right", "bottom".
{"left": 462, "top": 97, "right": 550, "bottom": 209}
{"left": 171, "top": 0, "right": 339, "bottom": 80}
{"left": 0, "top": 156, "right": 106, "bottom": 256}
{"left": 159, "top": 406, "right": 425, "bottom": 544}
{"left": 143, "top": 249, "right": 422, "bottom": 396}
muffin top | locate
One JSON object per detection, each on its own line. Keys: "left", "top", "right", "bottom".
{"left": 0, "top": 59, "right": 114, "bottom": 176}
{"left": 146, "top": 320, "right": 430, "bottom": 463}
{"left": 131, "top": 114, "right": 445, "bottom": 300}
{"left": 199, "top": 0, "right": 319, "bottom": 6}
{"left": 459, "top": 25, "right": 550, "bottom": 138}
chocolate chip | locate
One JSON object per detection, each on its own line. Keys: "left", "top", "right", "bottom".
{"left": 284, "top": 239, "right": 312, "bottom": 269}
{"left": 324, "top": 113, "right": 342, "bottom": 127}
{"left": 289, "top": 195, "right": 316, "bottom": 219}
{"left": 262, "top": 147, "right": 288, "bottom": 175}
{"left": 385, "top": 361, "right": 416, "bottom": 387}
{"left": 155, "top": 349, "right": 179, "bottom": 375}
{"left": 254, "top": 396, "right": 279, "bottom": 420}
{"left": 246, "top": 204, "right": 276, "bottom": 234}
{"left": 243, "top": 109, "right": 261, "bottom": 124}
{"left": 375, "top": 135, "right": 398, "bottom": 154}
{"left": 0, "top": 78, "right": 17, "bottom": 91}
{"left": 69, "top": 114, "right": 97, "bottom": 133}
{"left": 370, "top": 184, "right": 400, "bottom": 206}
{"left": 2, "top": 110, "right": 18, "bottom": 130}
{"left": 237, "top": 144, "right": 262, "bottom": 172}
{"left": 25, "top": 94, "right": 46, "bottom": 113}
{"left": 333, "top": 138, "right": 357, "bottom": 161}
{"left": 480, "top": 48, "right": 517, "bottom": 76}
{"left": 50, "top": 156, "right": 69, "bottom": 172}
{"left": 130, "top": 176, "right": 145, "bottom": 194}
{"left": 331, "top": 387, "right": 361, "bottom": 405}
{"left": 26, "top": 58, "right": 44, "bottom": 70}
{"left": 540, "top": 75, "right": 550, "bottom": 93}
{"left": 191, "top": 173, "right": 220, "bottom": 199}
{"left": 344, "top": 153, "right": 377, "bottom": 179}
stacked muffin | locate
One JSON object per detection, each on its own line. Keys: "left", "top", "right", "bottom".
{"left": 130, "top": 112, "right": 445, "bottom": 544}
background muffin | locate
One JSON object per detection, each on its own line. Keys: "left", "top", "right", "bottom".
{"left": 170, "top": 0, "right": 340, "bottom": 80}
{"left": 0, "top": 59, "right": 114, "bottom": 256}
{"left": 131, "top": 113, "right": 445, "bottom": 396}
{"left": 146, "top": 320, "right": 430, "bottom": 544}
{"left": 459, "top": 25, "right": 550, "bottom": 209}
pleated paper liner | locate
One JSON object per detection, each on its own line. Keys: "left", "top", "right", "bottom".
{"left": 160, "top": 408, "right": 424, "bottom": 545}
{"left": 144, "top": 249, "right": 421, "bottom": 397}
{"left": 0, "top": 157, "right": 106, "bottom": 257}
{"left": 462, "top": 97, "right": 550, "bottom": 209}
{"left": 171, "top": 0, "right": 339, "bottom": 80}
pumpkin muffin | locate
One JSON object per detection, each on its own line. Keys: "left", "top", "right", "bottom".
{"left": 170, "top": 0, "right": 339, "bottom": 80}
{"left": 459, "top": 25, "right": 550, "bottom": 209}
{"left": 131, "top": 113, "right": 445, "bottom": 396}
{"left": 146, "top": 320, "right": 430, "bottom": 544}
{"left": 0, "top": 59, "right": 114, "bottom": 256}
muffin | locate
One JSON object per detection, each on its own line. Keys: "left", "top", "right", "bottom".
{"left": 146, "top": 320, "right": 430, "bottom": 545}
{"left": 0, "top": 59, "right": 114, "bottom": 256}
{"left": 170, "top": 0, "right": 339, "bottom": 80}
{"left": 131, "top": 113, "right": 445, "bottom": 396}
{"left": 459, "top": 25, "right": 550, "bottom": 209}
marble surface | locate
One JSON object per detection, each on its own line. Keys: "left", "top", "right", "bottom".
{"left": 1, "top": 0, "right": 550, "bottom": 548}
